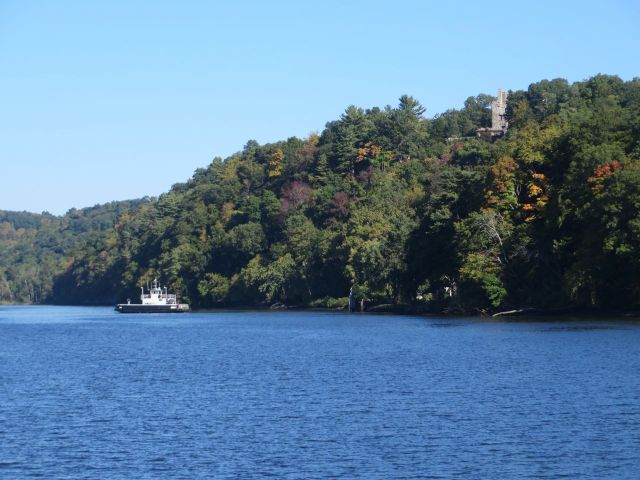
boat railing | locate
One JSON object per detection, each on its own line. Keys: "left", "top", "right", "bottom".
{"left": 141, "top": 293, "right": 178, "bottom": 302}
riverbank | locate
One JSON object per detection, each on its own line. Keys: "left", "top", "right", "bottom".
{"left": 4, "top": 300, "right": 640, "bottom": 319}
{"left": 264, "top": 301, "right": 640, "bottom": 319}
{"left": 363, "top": 303, "right": 640, "bottom": 318}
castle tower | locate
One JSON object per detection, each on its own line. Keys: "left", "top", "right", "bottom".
{"left": 476, "top": 88, "right": 508, "bottom": 139}
{"left": 491, "top": 89, "right": 508, "bottom": 132}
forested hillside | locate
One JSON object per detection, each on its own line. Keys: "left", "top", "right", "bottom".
{"left": 0, "top": 200, "right": 151, "bottom": 304}
{"left": 2, "top": 75, "right": 639, "bottom": 312}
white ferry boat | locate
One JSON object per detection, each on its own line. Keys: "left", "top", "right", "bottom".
{"left": 115, "top": 279, "right": 190, "bottom": 313}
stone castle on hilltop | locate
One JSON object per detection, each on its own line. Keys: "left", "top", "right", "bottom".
{"left": 477, "top": 89, "right": 508, "bottom": 139}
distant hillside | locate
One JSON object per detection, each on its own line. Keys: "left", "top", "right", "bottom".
{"left": 2, "top": 75, "right": 639, "bottom": 312}
{"left": 0, "top": 200, "right": 151, "bottom": 303}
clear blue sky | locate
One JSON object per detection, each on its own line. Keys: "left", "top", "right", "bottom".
{"left": 1, "top": 0, "right": 638, "bottom": 215}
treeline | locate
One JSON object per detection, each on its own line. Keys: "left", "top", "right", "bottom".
{"left": 0, "top": 200, "right": 151, "bottom": 303}
{"left": 1, "top": 75, "right": 639, "bottom": 312}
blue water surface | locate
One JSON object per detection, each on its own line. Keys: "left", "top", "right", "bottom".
{"left": 1, "top": 306, "right": 639, "bottom": 479}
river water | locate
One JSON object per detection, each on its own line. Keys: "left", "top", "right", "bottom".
{"left": 1, "top": 306, "right": 639, "bottom": 478}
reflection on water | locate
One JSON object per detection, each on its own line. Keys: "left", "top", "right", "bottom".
{"left": 540, "top": 325, "right": 627, "bottom": 332}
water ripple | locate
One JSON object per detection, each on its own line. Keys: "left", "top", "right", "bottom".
{"left": 1, "top": 307, "right": 639, "bottom": 478}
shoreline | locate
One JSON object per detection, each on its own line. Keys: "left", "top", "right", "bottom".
{"left": 3, "top": 302, "right": 640, "bottom": 319}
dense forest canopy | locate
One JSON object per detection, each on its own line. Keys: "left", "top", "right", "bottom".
{"left": 2, "top": 75, "right": 639, "bottom": 312}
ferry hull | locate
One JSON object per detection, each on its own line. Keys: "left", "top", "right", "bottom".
{"left": 115, "top": 304, "right": 190, "bottom": 313}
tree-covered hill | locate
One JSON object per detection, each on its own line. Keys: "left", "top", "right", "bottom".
{"left": 2, "top": 75, "right": 639, "bottom": 312}
{"left": 0, "top": 200, "right": 151, "bottom": 303}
